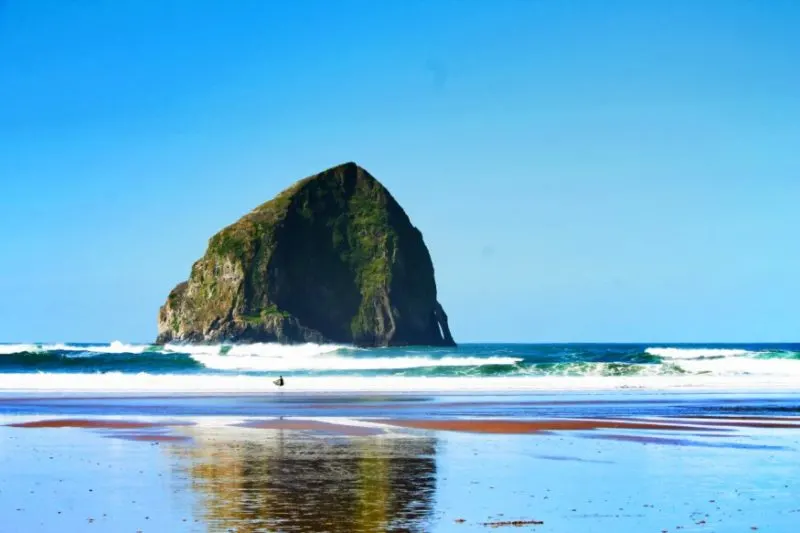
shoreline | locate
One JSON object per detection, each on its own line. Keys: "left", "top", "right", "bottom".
{"left": 1, "top": 373, "right": 800, "bottom": 394}
{"left": 3, "top": 388, "right": 799, "bottom": 425}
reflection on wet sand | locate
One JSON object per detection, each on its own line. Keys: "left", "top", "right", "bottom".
{"left": 579, "top": 433, "right": 790, "bottom": 450}
{"left": 170, "top": 427, "right": 437, "bottom": 532}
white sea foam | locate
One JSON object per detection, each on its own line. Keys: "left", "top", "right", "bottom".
{"left": 674, "top": 356, "right": 800, "bottom": 376}
{"left": 0, "top": 372, "right": 798, "bottom": 393}
{"left": 0, "top": 341, "right": 150, "bottom": 355}
{"left": 163, "top": 342, "right": 346, "bottom": 358}
{"left": 642, "top": 347, "right": 800, "bottom": 376}
{"left": 0, "top": 341, "right": 347, "bottom": 357}
{"left": 514, "top": 362, "right": 675, "bottom": 377}
{"left": 160, "top": 342, "right": 521, "bottom": 371}
{"left": 191, "top": 353, "right": 522, "bottom": 372}
{"left": 69, "top": 341, "right": 150, "bottom": 354}
{"left": 0, "top": 344, "right": 40, "bottom": 355}
{"left": 646, "top": 347, "right": 758, "bottom": 359}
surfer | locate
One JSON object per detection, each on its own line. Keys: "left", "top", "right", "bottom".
{"left": 273, "top": 375, "right": 284, "bottom": 387}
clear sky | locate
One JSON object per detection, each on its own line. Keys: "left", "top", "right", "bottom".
{"left": 1, "top": 0, "right": 798, "bottom": 343}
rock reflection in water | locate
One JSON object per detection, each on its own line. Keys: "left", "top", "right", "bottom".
{"left": 171, "top": 428, "right": 437, "bottom": 532}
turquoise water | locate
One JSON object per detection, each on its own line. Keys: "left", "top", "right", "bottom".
{"left": 0, "top": 342, "right": 799, "bottom": 378}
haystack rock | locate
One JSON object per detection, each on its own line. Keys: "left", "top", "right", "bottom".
{"left": 156, "top": 162, "right": 455, "bottom": 347}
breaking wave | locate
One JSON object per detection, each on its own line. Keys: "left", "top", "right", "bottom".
{"left": 162, "top": 342, "right": 346, "bottom": 358}
{"left": 1, "top": 342, "right": 799, "bottom": 386}
{"left": 0, "top": 341, "right": 150, "bottom": 355}
{"left": 190, "top": 353, "right": 522, "bottom": 372}
{"left": 645, "top": 347, "right": 760, "bottom": 359}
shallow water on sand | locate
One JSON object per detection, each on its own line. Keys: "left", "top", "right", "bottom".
{"left": 1, "top": 392, "right": 799, "bottom": 532}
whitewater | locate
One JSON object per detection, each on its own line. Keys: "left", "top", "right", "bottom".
{"left": 0, "top": 342, "right": 799, "bottom": 393}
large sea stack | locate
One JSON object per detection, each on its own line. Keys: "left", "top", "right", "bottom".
{"left": 156, "top": 162, "right": 455, "bottom": 347}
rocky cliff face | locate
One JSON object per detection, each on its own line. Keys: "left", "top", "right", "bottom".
{"left": 157, "top": 162, "right": 455, "bottom": 347}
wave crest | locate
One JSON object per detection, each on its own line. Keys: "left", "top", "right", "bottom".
{"left": 191, "top": 353, "right": 522, "bottom": 372}
{"left": 0, "top": 344, "right": 40, "bottom": 355}
{"left": 645, "top": 347, "right": 757, "bottom": 359}
{"left": 163, "top": 342, "right": 347, "bottom": 358}
{"left": 0, "top": 341, "right": 150, "bottom": 355}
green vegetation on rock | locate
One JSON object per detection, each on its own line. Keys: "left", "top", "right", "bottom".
{"left": 156, "top": 162, "right": 455, "bottom": 347}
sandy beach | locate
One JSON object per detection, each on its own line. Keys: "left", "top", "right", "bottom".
{"left": 1, "top": 391, "right": 799, "bottom": 532}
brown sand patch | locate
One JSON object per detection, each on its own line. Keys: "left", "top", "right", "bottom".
{"left": 8, "top": 418, "right": 167, "bottom": 429}
{"left": 6, "top": 418, "right": 193, "bottom": 429}
{"left": 238, "top": 419, "right": 384, "bottom": 436}
{"left": 378, "top": 418, "right": 725, "bottom": 434}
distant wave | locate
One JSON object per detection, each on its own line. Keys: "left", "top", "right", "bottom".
{"left": 0, "top": 344, "right": 40, "bottom": 355}
{"left": 0, "top": 341, "right": 150, "bottom": 355}
{"left": 645, "top": 347, "right": 761, "bottom": 359}
{"left": 0, "top": 350, "right": 199, "bottom": 372}
{"left": 0, "top": 341, "right": 348, "bottom": 358}
{"left": 163, "top": 342, "right": 348, "bottom": 358}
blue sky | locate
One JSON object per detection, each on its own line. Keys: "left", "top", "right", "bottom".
{"left": 1, "top": 1, "right": 798, "bottom": 343}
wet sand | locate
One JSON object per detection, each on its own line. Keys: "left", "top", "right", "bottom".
{"left": 689, "top": 415, "right": 800, "bottom": 422}
{"left": 1, "top": 392, "right": 800, "bottom": 532}
{"left": 657, "top": 418, "right": 800, "bottom": 429}
{"left": 579, "top": 433, "right": 790, "bottom": 450}
{"left": 377, "top": 417, "right": 729, "bottom": 434}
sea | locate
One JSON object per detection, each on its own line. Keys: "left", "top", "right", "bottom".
{"left": 1, "top": 342, "right": 799, "bottom": 393}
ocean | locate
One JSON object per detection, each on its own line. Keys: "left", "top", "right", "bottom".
{"left": 1, "top": 342, "right": 799, "bottom": 393}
